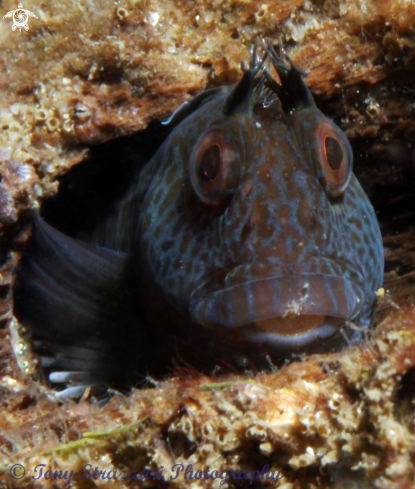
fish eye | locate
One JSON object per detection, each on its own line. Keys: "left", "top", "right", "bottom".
{"left": 198, "top": 143, "right": 222, "bottom": 182}
{"left": 316, "top": 120, "right": 352, "bottom": 198}
{"left": 190, "top": 127, "right": 241, "bottom": 205}
{"left": 324, "top": 136, "right": 343, "bottom": 171}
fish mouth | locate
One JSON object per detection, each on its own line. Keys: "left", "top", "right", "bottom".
{"left": 191, "top": 272, "right": 363, "bottom": 349}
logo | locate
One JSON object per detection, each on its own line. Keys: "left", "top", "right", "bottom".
{"left": 3, "top": 3, "right": 38, "bottom": 31}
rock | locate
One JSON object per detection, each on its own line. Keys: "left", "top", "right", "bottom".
{"left": 1, "top": 0, "right": 415, "bottom": 486}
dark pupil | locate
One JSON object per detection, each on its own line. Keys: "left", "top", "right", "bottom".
{"left": 325, "top": 137, "right": 343, "bottom": 171}
{"left": 199, "top": 144, "right": 221, "bottom": 181}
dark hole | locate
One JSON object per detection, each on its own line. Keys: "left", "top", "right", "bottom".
{"left": 199, "top": 144, "right": 221, "bottom": 182}
{"left": 344, "top": 384, "right": 361, "bottom": 404}
{"left": 393, "top": 367, "right": 415, "bottom": 433}
{"left": 17, "top": 395, "right": 37, "bottom": 410}
{"left": 325, "top": 136, "right": 343, "bottom": 171}
{"left": 41, "top": 121, "right": 171, "bottom": 238}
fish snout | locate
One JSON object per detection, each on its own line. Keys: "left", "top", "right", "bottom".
{"left": 191, "top": 271, "right": 364, "bottom": 350}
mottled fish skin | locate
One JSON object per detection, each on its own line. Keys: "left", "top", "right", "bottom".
{"left": 134, "top": 58, "right": 383, "bottom": 353}
{"left": 13, "top": 46, "right": 384, "bottom": 392}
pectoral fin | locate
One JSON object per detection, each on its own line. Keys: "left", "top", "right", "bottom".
{"left": 13, "top": 212, "right": 143, "bottom": 396}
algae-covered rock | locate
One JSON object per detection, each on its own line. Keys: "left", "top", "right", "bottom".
{"left": 1, "top": 0, "right": 415, "bottom": 487}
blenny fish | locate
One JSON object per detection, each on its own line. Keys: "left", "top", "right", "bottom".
{"left": 13, "top": 45, "right": 384, "bottom": 396}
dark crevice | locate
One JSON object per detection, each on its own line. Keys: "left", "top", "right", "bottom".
{"left": 393, "top": 367, "right": 415, "bottom": 433}
{"left": 40, "top": 121, "right": 172, "bottom": 238}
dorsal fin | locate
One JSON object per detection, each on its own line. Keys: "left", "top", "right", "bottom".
{"left": 161, "top": 87, "right": 223, "bottom": 126}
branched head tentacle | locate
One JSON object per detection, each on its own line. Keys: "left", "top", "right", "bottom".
{"left": 255, "top": 38, "right": 315, "bottom": 114}
{"left": 224, "top": 38, "right": 313, "bottom": 116}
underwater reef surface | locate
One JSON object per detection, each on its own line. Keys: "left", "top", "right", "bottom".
{"left": 0, "top": 306, "right": 415, "bottom": 488}
{"left": 0, "top": 0, "right": 415, "bottom": 486}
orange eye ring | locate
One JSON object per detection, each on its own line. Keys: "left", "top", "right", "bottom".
{"left": 316, "top": 120, "right": 352, "bottom": 198}
{"left": 189, "top": 127, "right": 241, "bottom": 205}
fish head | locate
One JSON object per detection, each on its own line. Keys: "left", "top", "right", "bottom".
{"left": 138, "top": 48, "right": 384, "bottom": 354}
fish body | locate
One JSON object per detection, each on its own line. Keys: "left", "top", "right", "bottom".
{"left": 13, "top": 47, "right": 384, "bottom": 395}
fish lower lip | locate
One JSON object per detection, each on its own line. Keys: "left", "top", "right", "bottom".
{"left": 192, "top": 273, "right": 363, "bottom": 329}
